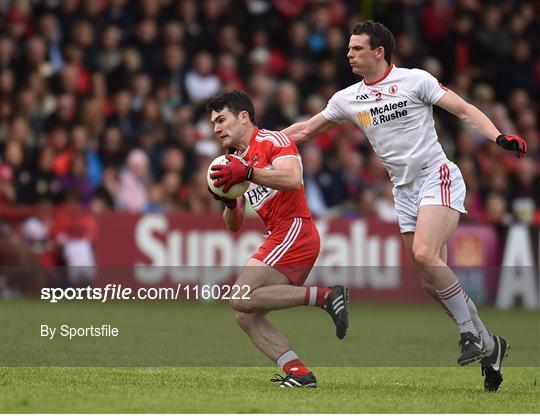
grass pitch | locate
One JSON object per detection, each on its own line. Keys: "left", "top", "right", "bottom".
{"left": 1, "top": 299, "right": 539, "bottom": 412}
{"left": 2, "top": 367, "right": 539, "bottom": 413}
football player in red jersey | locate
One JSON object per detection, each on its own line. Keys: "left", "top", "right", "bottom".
{"left": 207, "top": 90, "right": 348, "bottom": 388}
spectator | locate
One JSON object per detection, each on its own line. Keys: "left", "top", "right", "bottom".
{"left": 15, "top": 36, "right": 54, "bottom": 90}
{"left": 130, "top": 18, "right": 160, "bottom": 73}
{"left": 71, "top": 125, "right": 102, "bottom": 188}
{"left": 144, "top": 182, "right": 166, "bottom": 212}
{"left": 116, "top": 148, "right": 150, "bottom": 212}
{"left": 53, "top": 194, "right": 97, "bottom": 287}
{"left": 131, "top": 72, "right": 153, "bottom": 112}
{"left": 473, "top": 5, "right": 512, "bottom": 81}
{"left": 484, "top": 192, "right": 510, "bottom": 226}
{"left": 0, "top": 36, "right": 15, "bottom": 70}
{"left": 420, "top": 0, "right": 454, "bottom": 50}
{"left": 4, "top": 141, "right": 33, "bottom": 204}
{"left": 263, "top": 81, "right": 300, "bottom": 130}
{"left": 21, "top": 216, "right": 55, "bottom": 270}
{"left": 33, "top": 148, "right": 64, "bottom": 204}
{"left": 98, "top": 25, "right": 123, "bottom": 74}
{"left": 158, "top": 44, "right": 186, "bottom": 98}
{"left": 41, "top": 10, "right": 62, "bottom": 43}
{"left": 160, "top": 170, "right": 182, "bottom": 211}
{"left": 106, "top": 89, "right": 136, "bottom": 142}
{"left": 184, "top": 51, "right": 221, "bottom": 105}
{"left": 60, "top": 154, "right": 94, "bottom": 206}
{"left": 498, "top": 38, "right": 536, "bottom": 99}
{"left": 99, "top": 125, "right": 125, "bottom": 166}
{"left": 216, "top": 53, "right": 245, "bottom": 92}
{"left": 437, "top": 13, "right": 474, "bottom": 78}
{"left": 302, "top": 145, "right": 329, "bottom": 217}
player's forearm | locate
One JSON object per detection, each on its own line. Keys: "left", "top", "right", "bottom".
{"left": 223, "top": 199, "right": 245, "bottom": 232}
{"left": 459, "top": 103, "right": 501, "bottom": 142}
{"left": 282, "top": 121, "right": 314, "bottom": 145}
{"left": 251, "top": 168, "right": 302, "bottom": 191}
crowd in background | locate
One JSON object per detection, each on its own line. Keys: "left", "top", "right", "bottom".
{"left": 0, "top": 0, "right": 539, "bottom": 279}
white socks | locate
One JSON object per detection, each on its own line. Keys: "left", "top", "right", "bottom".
{"left": 436, "top": 281, "right": 477, "bottom": 335}
{"left": 463, "top": 291, "right": 495, "bottom": 354}
{"left": 277, "top": 350, "right": 298, "bottom": 368}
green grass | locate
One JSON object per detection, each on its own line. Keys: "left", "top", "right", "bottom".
{"left": 1, "top": 299, "right": 539, "bottom": 412}
{"left": 1, "top": 367, "right": 539, "bottom": 413}
{"left": 2, "top": 299, "right": 539, "bottom": 367}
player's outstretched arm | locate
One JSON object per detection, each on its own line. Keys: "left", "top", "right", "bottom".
{"left": 223, "top": 195, "right": 245, "bottom": 232}
{"left": 251, "top": 157, "right": 302, "bottom": 191}
{"left": 282, "top": 113, "right": 339, "bottom": 145}
{"left": 436, "top": 89, "right": 500, "bottom": 141}
{"left": 436, "top": 89, "right": 527, "bottom": 157}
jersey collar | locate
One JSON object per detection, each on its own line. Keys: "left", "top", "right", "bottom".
{"left": 249, "top": 127, "right": 259, "bottom": 144}
{"left": 237, "top": 127, "right": 259, "bottom": 158}
{"left": 364, "top": 64, "right": 394, "bottom": 86}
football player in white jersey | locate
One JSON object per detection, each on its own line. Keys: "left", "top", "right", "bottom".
{"left": 283, "top": 21, "right": 527, "bottom": 392}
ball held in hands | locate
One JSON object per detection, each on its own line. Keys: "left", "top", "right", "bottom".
{"left": 207, "top": 186, "right": 237, "bottom": 209}
{"left": 207, "top": 154, "right": 251, "bottom": 198}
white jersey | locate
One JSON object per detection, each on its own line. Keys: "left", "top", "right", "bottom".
{"left": 322, "top": 65, "right": 449, "bottom": 186}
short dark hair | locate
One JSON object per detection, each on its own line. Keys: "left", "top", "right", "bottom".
{"left": 206, "top": 90, "right": 256, "bottom": 124}
{"left": 351, "top": 21, "right": 395, "bottom": 65}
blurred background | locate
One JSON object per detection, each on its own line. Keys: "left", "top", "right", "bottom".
{"left": 0, "top": 0, "right": 539, "bottom": 305}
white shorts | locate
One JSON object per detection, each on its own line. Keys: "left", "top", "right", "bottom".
{"left": 393, "top": 161, "right": 467, "bottom": 233}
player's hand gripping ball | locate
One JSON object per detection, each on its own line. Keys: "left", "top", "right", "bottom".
{"left": 207, "top": 154, "right": 251, "bottom": 198}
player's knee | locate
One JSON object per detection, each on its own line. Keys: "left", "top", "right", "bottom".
{"left": 412, "top": 244, "right": 438, "bottom": 268}
{"left": 234, "top": 312, "right": 256, "bottom": 332}
{"left": 230, "top": 297, "right": 254, "bottom": 313}
{"left": 230, "top": 297, "right": 243, "bottom": 311}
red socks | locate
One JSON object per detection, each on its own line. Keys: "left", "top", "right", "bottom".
{"left": 283, "top": 359, "right": 310, "bottom": 376}
{"left": 304, "top": 287, "right": 332, "bottom": 307}
{"left": 277, "top": 351, "right": 310, "bottom": 376}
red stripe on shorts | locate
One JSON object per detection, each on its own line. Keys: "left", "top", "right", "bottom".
{"left": 445, "top": 164, "right": 451, "bottom": 207}
{"left": 439, "top": 166, "right": 446, "bottom": 206}
{"left": 439, "top": 164, "right": 451, "bottom": 207}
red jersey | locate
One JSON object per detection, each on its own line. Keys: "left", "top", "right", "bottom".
{"left": 237, "top": 128, "right": 312, "bottom": 231}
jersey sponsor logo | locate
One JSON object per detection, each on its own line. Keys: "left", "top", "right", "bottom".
{"left": 369, "top": 100, "right": 408, "bottom": 116}
{"left": 388, "top": 85, "right": 398, "bottom": 94}
{"left": 245, "top": 185, "right": 277, "bottom": 209}
{"left": 356, "top": 94, "right": 369, "bottom": 100}
{"left": 369, "top": 100, "right": 408, "bottom": 125}
{"left": 357, "top": 111, "right": 373, "bottom": 128}
{"left": 358, "top": 100, "right": 409, "bottom": 128}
